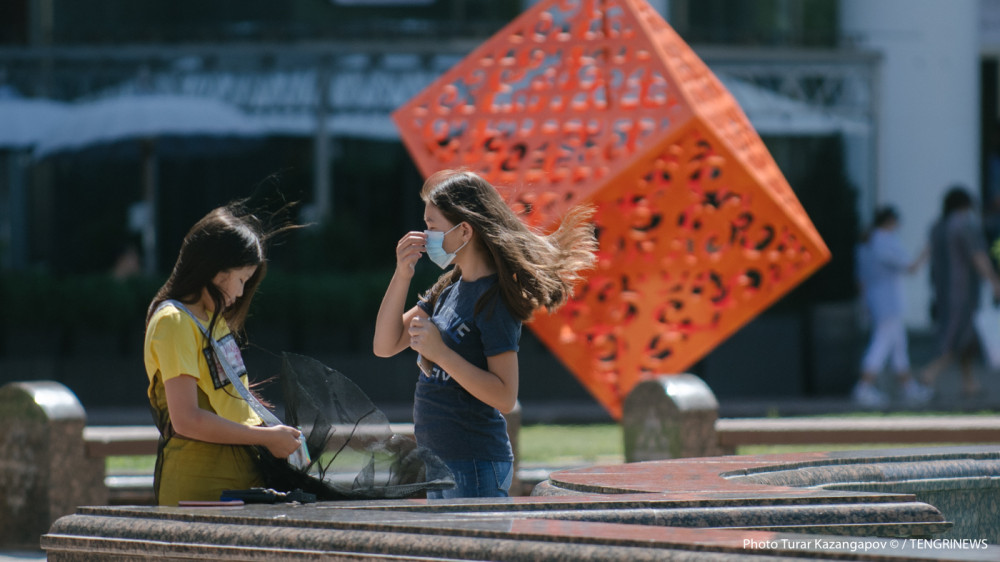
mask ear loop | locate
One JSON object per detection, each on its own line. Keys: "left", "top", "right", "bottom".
{"left": 450, "top": 222, "right": 470, "bottom": 256}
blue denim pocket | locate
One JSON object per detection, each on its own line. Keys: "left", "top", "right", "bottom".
{"left": 427, "top": 459, "right": 512, "bottom": 499}
{"left": 491, "top": 460, "right": 513, "bottom": 495}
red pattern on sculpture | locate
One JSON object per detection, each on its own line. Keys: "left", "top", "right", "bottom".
{"left": 393, "top": 0, "right": 830, "bottom": 418}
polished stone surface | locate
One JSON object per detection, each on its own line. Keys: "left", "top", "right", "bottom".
{"left": 43, "top": 446, "right": 1000, "bottom": 560}
{"left": 545, "top": 446, "right": 1000, "bottom": 542}
{"left": 725, "top": 449, "right": 1000, "bottom": 543}
{"left": 43, "top": 504, "right": 993, "bottom": 561}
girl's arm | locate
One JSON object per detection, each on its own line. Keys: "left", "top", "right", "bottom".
{"left": 909, "top": 242, "right": 930, "bottom": 273}
{"left": 164, "top": 375, "right": 302, "bottom": 458}
{"left": 373, "top": 231, "right": 426, "bottom": 357}
{"left": 408, "top": 315, "right": 519, "bottom": 413}
{"left": 429, "top": 345, "right": 519, "bottom": 413}
{"left": 374, "top": 299, "right": 422, "bottom": 357}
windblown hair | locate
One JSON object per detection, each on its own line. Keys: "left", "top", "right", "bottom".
{"left": 145, "top": 198, "right": 299, "bottom": 342}
{"left": 419, "top": 170, "right": 598, "bottom": 322}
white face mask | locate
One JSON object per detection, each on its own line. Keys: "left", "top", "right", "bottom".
{"left": 424, "top": 223, "right": 468, "bottom": 269}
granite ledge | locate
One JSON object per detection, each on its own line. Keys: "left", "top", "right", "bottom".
{"left": 43, "top": 511, "right": 992, "bottom": 562}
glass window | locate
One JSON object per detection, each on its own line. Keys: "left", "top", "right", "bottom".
{"left": 670, "top": 0, "right": 838, "bottom": 48}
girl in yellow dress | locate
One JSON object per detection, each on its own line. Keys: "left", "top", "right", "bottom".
{"left": 144, "top": 201, "right": 302, "bottom": 505}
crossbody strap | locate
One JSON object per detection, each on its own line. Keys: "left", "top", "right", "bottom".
{"left": 157, "top": 300, "right": 310, "bottom": 469}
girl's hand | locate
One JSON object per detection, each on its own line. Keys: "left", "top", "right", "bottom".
{"left": 261, "top": 425, "right": 303, "bottom": 459}
{"left": 395, "top": 231, "right": 426, "bottom": 278}
{"left": 408, "top": 315, "right": 446, "bottom": 361}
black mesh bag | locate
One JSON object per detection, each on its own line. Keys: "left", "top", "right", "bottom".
{"left": 252, "top": 352, "right": 454, "bottom": 500}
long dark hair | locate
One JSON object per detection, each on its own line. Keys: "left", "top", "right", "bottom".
{"left": 419, "top": 169, "right": 597, "bottom": 321}
{"left": 145, "top": 198, "right": 297, "bottom": 341}
{"left": 942, "top": 185, "right": 973, "bottom": 217}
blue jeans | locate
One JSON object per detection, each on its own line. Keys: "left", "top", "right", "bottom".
{"left": 426, "top": 459, "right": 513, "bottom": 499}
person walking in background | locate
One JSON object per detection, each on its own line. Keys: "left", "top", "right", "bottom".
{"left": 373, "top": 169, "right": 597, "bottom": 499}
{"left": 920, "top": 186, "right": 1000, "bottom": 398}
{"left": 144, "top": 199, "right": 304, "bottom": 505}
{"left": 852, "top": 206, "right": 930, "bottom": 408}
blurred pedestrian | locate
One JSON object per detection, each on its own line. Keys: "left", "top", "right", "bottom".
{"left": 919, "top": 186, "right": 1000, "bottom": 397}
{"left": 143, "top": 199, "right": 304, "bottom": 505}
{"left": 852, "top": 206, "right": 931, "bottom": 408}
{"left": 373, "top": 169, "right": 597, "bottom": 499}
{"left": 111, "top": 236, "right": 142, "bottom": 280}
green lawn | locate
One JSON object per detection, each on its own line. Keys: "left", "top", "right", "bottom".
{"left": 518, "top": 423, "right": 987, "bottom": 462}
{"left": 518, "top": 424, "right": 624, "bottom": 465}
{"left": 108, "top": 413, "right": 998, "bottom": 473}
{"left": 107, "top": 424, "right": 629, "bottom": 473}
{"left": 107, "top": 454, "right": 156, "bottom": 474}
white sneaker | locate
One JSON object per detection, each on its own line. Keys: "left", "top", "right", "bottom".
{"left": 852, "top": 381, "right": 889, "bottom": 409}
{"left": 901, "top": 379, "right": 933, "bottom": 406}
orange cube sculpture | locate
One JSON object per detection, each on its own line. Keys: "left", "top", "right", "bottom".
{"left": 392, "top": 0, "right": 831, "bottom": 419}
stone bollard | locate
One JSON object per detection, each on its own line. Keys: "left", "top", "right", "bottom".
{"left": 0, "top": 381, "right": 106, "bottom": 548}
{"left": 622, "top": 374, "right": 729, "bottom": 462}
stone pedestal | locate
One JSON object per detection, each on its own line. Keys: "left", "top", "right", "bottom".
{"left": 0, "top": 381, "right": 106, "bottom": 548}
{"left": 622, "top": 374, "right": 728, "bottom": 462}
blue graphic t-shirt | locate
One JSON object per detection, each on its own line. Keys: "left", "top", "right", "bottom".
{"left": 414, "top": 274, "right": 521, "bottom": 461}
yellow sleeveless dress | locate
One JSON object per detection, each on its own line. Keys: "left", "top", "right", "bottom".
{"left": 144, "top": 304, "right": 264, "bottom": 505}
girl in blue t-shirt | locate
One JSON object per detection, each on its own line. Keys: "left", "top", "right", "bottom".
{"left": 373, "top": 169, "right": 597, "bottom": 498}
